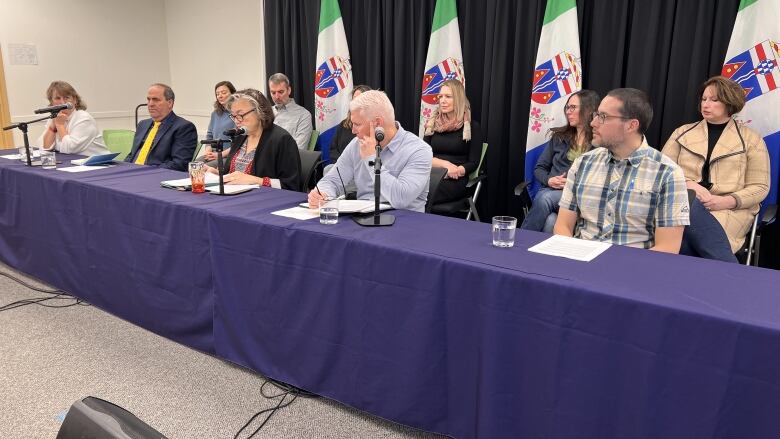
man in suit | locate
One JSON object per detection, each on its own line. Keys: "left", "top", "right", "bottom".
{"left": 125, "top": 83, "right": 197, "bottom": 171}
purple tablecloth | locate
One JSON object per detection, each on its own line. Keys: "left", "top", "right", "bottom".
{"left": 2, "top": 153, "right": 780, "bottom": 439}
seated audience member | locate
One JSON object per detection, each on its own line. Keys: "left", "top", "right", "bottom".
{"left": 206, "top": 89, "right": 301, "bottom": 190}
{"left": 521, "top": 89, "right": 599, "bottom": 232}
{"left": 554, "top": 88, "right": 690, "bottom": 253}
{"left": 203, "top": 80, "right": 237, "bottom": 161}
{"left": 422, "top": 79, "right": 483, "bottom": 204}
{"left": 37, "top": 81, "right": 110, "bottom": 156}
{"left": 662, "top": 76, "right": 770, "bottom": 262}
{"left": 125, "top": 83, "right": 197, "bottom": 172}
{"left": 328, "top": 85, "right": 372, "bottom": 163}
{"left": 308, "top": 90, "right": 432, "bottom": 212}
{"left": 268, "top": 73, "right": 313, "bottom": 149}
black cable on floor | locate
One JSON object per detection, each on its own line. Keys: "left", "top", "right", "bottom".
{"left": 0, "top": 270, "right": 89, "bottom": 311}
{"left": 0, "top": 270, "right": 62, "bottom": 294}
{"left": 0, "top": 293, "right": 85, "bottom": 312}
{"left": 233, "top": 379, "right": 317, "bottom": 439}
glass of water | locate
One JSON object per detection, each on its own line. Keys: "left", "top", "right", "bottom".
{"left": 319, "top": 199, "right": 339, "bottom": 225}
{"left": 40, "top": 150, "right": 56, "bottom": 169}
{"left": 18, "top": 145, "right": 36, "bottom": 163}
{"left": 492, "top": 216, "right": 517, "bottom": 248}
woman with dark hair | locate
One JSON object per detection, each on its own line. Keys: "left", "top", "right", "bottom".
{"left": 328, "top": 84, "right": 372, "bottom": 163}
{"left": 662, "top": 75, "right": 769, "bottom": 262}
{"left": 423, "top": 79, "right": 482, "bottom": 204}
{"left": 37, "top": 81, "right": 110, "bottom": 156}
{"left": 520, "top": 89, "right": 600, "bottom": 232}
{"left": 205, "top": 89, "right": 301, "bottom": 190}
{"left": 203, "top": 80, "right": 237, "bottom": 161}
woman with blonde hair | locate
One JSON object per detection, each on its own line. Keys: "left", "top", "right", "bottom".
{"left": 423, "top": 79, "right": 482, "bottom": 204}
{"left": 37, "top": 81, "right": 109, "bottom": 156}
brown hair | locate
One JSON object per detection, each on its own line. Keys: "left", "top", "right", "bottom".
{"left": 46, "top": 81, "right": 86, "bottom": 110}
{"left": 227, "top": 88, "right": 275, "bottom": 130}
{"left": 549, "top": 89, "right": 600, "bottom": 152}
{"left": 213, "top": 80, "right": 236, "bottom": 115}
{"left": 698, "top": 75, "right": 745, "bottom": 116}
{"left": 607, "top": 88, "right": 654, "bottom": 135}
{"left": 341, "top": 85, "right": 372, "bottom": 128}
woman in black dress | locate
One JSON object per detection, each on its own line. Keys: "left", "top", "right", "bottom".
{"left": 423, "top": 79, "right": 482, "bottom": 203}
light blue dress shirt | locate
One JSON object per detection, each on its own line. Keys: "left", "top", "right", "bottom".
{"left": 317, "top": 123, "right": 433, "bottom": 212}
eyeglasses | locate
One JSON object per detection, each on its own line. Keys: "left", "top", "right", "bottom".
{"left": 229, "top": 109, "right": 255, "bottom": 122}
{"left": 564, "top": 104, "right": 579, "bottom": 112}
{"left": 591, "top": 111, "right": 632, "bottom": 125}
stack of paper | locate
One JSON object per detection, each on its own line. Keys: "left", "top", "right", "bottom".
{"left": 160, "top": 173, "right": 221, "bottom": 190}
{"left": 297, "top": 200, "right": 392, "bottom": 213}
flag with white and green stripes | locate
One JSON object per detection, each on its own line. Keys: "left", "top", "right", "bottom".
{"left": 524, "top": 0, "right": 582, "bottom": 196}
{"left": 419, "top": 0, "right": 465, "bottom": 137}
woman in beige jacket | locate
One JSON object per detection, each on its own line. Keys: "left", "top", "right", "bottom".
{"left": 662, "top": 76, "right": 770, "bottom": 262}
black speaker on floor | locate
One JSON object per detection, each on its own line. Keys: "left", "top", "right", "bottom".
{"left": 56, "top": 396, "right": 167, "bottom": 439}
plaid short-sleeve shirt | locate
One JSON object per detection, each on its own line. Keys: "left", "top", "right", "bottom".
{"left": 558, "top": 139, "right": 690, "bottom": 249}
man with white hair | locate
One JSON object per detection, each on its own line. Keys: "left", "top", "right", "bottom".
{"left": 308, "top": 90, "right": 433, "bottom": 212}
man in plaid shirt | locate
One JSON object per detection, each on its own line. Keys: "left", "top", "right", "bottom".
{"left": 554, "top": 88, "right": 690, "bottom": 253}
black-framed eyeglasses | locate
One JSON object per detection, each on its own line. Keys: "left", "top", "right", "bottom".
{"left": 229, "top": 109, "right": 255, "bottom": 122}
{"left": 564, "top": 104, "right": 579, "bottom": 112}
{"left": 591, "top": 111, "right": 631, "bottom": 124}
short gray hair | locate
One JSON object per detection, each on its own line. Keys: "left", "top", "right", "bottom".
{"left": 349, "top": 90, "right": 395, "bottom": 125}
{"left": 268, "top": 73, "right": 291, "bottom": 87}
{"left": 150, "top": 83, "right": 175, "bottom": 101}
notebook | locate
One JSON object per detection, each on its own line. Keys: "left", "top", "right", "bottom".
{"left": 70, "top": 152, "right": 120, "bottom": 166}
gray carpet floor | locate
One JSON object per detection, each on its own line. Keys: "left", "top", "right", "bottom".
{"left": 0, "top": 262, "right": 448, "bottom": 439}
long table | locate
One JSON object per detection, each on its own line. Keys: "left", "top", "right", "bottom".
{"left": 2, "top": 154, "right": 780, "bottom": 439}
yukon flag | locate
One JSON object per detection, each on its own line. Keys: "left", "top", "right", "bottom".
{"left": 722, "top": 0, "right": 780, "bottom": 205}
{"left": 419, "top": 0, "right": 465, "bottom": 137}
{"left": 525, "top": 0, "right": 582, "bottom": 197}
{"left": 314, "top": 0, "right": 353, "bottom": 163}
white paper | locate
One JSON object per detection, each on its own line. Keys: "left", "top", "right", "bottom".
{"left": 160, "top": 173, "right": 220, "bottom": 188}
{"left": 2, "top": 152, "right": 41, "bottom": 160}
{"left": 57, "top": 165, "right": 115, "bottom": 173}
{"left": 205, "top": 184, "right": 258, "bottom": 194}
{"left": 271, "top": 206, "right": 320, "bottom": 220}
{"left": 298, "top": 200, "right": 392, "bottom": 213}
{"left": 9, "top": 43, "right": 38, "bottom": 65}
{"left": 527, "top": 235, "right": 612, "bottom": 262}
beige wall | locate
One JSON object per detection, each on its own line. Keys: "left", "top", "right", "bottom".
{"left": 0, "top": 0, "right": 171, "bottom": 145}
{"left": 0, "top": 0, "right": 266, "bottom": 145}
{"left": 164, "top": 0, "right": 266, "bottom": 135}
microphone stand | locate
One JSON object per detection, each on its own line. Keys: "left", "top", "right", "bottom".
{"left": 3, "top": 113, "right": 57, "bottom": 166}
{"left": 354, "top": 133, "right": 395, "bottom": 227}
{"left": 200, "top": 138, "right": 228, "bottom": 195}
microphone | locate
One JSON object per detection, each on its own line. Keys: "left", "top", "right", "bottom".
{"left": 336, "top": 167, "right": 348, "bottom": 198}
{"left": 223, "top": 126, "right": 247, "bottom": 137}
{"left": 34, "top": 103, "right": 73, "bottom": 114}
{"left": 374, "top": 126, "right": 385, "bottom": 143}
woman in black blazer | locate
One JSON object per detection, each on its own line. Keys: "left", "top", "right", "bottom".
{"left": 207, "top": 88, "right": 301, "bottom": 190}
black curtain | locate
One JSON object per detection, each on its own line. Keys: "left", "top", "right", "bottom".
{"left": 264, "top": 0, "right": 743, "bottom": 214}
{"left": 264, "top": 0, "right": 779, "bottom": 267}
